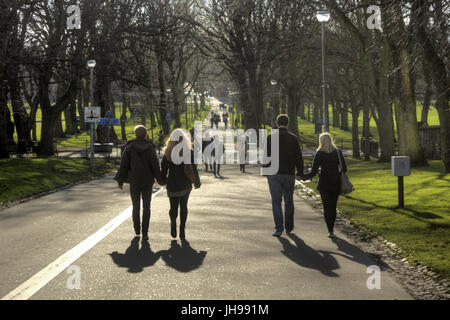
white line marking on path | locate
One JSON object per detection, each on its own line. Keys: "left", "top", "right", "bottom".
{"left": 1, "top": 188, "right": 163, "bottom": 300}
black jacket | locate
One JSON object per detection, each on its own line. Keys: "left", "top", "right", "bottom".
{"left": 303, "top": 148, "right": 347, "bottom": 192}
{"left": 115, "top": 138, "right": 164, "bottom": 187}
{"left": 161, "top": 151, "right": 201, "bottom": 194}
{"left": 263, "top": 128, "right": 304, "bottom": 175}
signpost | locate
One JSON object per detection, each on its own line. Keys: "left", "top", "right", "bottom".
{"left": 96, "top": 118, "right": 121, "bottom": 158}
{"left": 84, "top": 107, "right": 101, "bottom": 168}
{"left": 392, "top": 156, "right": 410, "bottom": 208}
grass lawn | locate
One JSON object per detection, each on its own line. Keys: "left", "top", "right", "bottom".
{"left": 301, "top": 158, "right": 450, "bottom": 279}
{"left": 0, "top": 158, "right": 116, "bottom": 204}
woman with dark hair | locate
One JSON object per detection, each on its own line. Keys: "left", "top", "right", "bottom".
{"left": 299, "top": 133, "right": 347, "bottom": 238}
{"left": 161, "top": 129, "right": 201, "bottom": 239}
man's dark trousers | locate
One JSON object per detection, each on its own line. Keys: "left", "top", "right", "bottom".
{"left": 130, "top": 184, "right": 153, "bottom": 235}
{"left": 267, "top": 174, "right": 295, "bottom": 233}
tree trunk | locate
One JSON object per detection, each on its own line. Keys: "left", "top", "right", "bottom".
{"left": 8, "top": 69, "right": 31, "bottom": 148}
{"left": 436, "top": 100, "right": 450, "bottom": 172}
{"left": 54, "top": 111, "right": 64, "bottom": 138}
{"left": 120, "top": 93, "right": 127, "bottom": 141}
{"left": 77, "top": 81, "right": 87, "bottom": 131}
{"left": 375, "top": 40, "right": 396, "bottom": 162}
{"left": 340, "top": 103, "right": 349, "bottom": 131}
{"left": 39, "top": 106, "right": 57, "bottom": 156}
{"left": 351, "top": 105, "right": 361, "bottom": 159}
{"left": 64, "top": 103, "right": 75, "bottom": 135}
{"left": 287, "top": 85, "right": 299, "bottom": 137}
{"left": 414, "top": 0, "right": 449, "bottom": 171}
{"left": 382, "top": 0, "right": 427, "bottom": 167}
{"left": 156, "top": 46, "right": 169, "bottom": 134}
{"left": 420, "top": 60, "right": 433, "bottom": 124}
{"left": 298, "top": 101, "right": 306, "bottom": 120}
{"left": 0, "top": 80, "right": 9, "bottom": 158}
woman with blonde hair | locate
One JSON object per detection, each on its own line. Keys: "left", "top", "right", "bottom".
{"left": 300, "top": 133, "right": 347, "bottom": 238}
{"left": 161, "top": 129, "right": 201, "bottom": 239}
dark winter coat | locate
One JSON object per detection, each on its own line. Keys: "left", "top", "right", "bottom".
{"left": 263, "top": 128, "right": 304, "bottom": 176}
{"left": 302, "top": 148, "right": 347, "bottom": 192}
{"left": 161, "top": 150, "right": 201, "bottom": 196}
{"left": 115, "top": 138, "right": 164, "bottom": 187}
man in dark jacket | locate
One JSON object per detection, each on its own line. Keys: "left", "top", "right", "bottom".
{"left": 263, "top": 114, "right": 304, "bottom": 237}
{"left": 115, "top": 125, "right": 165, "bottom": 240}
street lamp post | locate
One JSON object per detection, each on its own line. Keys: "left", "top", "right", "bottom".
{"left": 166, "top": 88, "right": 172, "bottom": 133}
{"left": 87, "top": 59, "right": 96, "bottom": 172}
{"left": 317, "top": 10, "right": 330, "bottom": 133}
{"left": 270, "top": 80, "right": 278, "bottom": 127}
{"left": 185, "top": 91, "right": 189, "bottom": 129}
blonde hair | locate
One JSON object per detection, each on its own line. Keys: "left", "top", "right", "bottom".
{"left": 317, "top": 133, "right": 337, "bottom": 153}
{"left": 163, "top": 129, "right": 192, "bottom": 162}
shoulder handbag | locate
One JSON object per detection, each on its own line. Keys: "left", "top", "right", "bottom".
{"left": 184, "top": 164, "right": 196, "bottom": 184}
{"left": 337, "top": 149, "right": 354, "bottom": 195}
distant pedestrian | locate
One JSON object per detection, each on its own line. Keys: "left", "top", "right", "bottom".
{"left": 234, "top": 117, "right": 239, "bottom": 129}
{"left": 223, "top": 112, "right": 229, "bottom": 129}
{"left": 213, "top": 114, "right": 220, "bottom": 129}
{"left": 161, "top": 129, "right": 201, "bottom": 239}
{"left": 210, "top": 113, "right": 215, "bottom": 128}
{"left": 211, "top": 135, "right": 225, "bottom": 178}
{"left": 262, "top": 114, "right": 304, "bottom": 237}
{"left": 115, "top": 125, "right": 166, "bottom": 241}
{"left": 202, "top": 134, "right": 213, "bottom": 172}
{"left": 299, "top": 133, "right": 347, "bottom": 238}
{"left": 238, "top": 135, "right": 248, "bottom": 173}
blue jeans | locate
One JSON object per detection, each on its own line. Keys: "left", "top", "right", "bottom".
{"left": 267, "top": 175, "right": 295, "bottom": 232}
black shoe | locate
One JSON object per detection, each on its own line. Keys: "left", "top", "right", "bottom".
{"left": 142, "top": 234, "right": 149, "bottom": 241}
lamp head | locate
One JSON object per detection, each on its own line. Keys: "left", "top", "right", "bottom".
{"left": 270, "top": 80, "right": 278, "bottom": 86}
{"left": 87, "top": 60, "right": 96, "bottom": 68}
{"left": 316, "top": 10, "right": 330, "bottom": 22}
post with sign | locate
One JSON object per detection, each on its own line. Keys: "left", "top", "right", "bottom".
{"left": 84, "top": 106, "right": 101, "bottom": 170}
{"left": 392, "top": 156, "right": 410, "bottom": 208}
{"left": 87, "top": 60, "right": 97, "bottom": 172}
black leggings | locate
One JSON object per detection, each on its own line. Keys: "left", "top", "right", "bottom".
{"left": 169, "top": 192, "right": 191, "bottom": 232}
{"left": 319, "top": 190, "right": 340, "bottom": 233}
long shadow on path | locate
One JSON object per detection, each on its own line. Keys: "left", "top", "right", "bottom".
{"left": 278, "top": 233, "right": 340, "bottom": 277}
{"left": 109, "top": 238, "right": 160, "bottom": 273}
{"left": 160, "top": 240, "right": 207, "bottom": 273}
{"left": 331, "top": 237, "right": 391, "bottom": 271}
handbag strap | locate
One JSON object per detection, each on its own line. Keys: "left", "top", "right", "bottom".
{"left": 336, "top": 149, "right": 343, "bottom": 173}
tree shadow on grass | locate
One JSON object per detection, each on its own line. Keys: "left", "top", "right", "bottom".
{"left": 160, "top": 239, "right": 207, "bottom": 272}
{"left": 344, "top": 195, "right": 446, "bottom": 223}
{"left": 277, "top": 233, "right": 339, "bottom": 277}
{"left": 109, "top": 237, "right": 160, "bottom": 273}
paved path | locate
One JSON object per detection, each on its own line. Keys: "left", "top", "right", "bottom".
{"left": 0, "top": 99, "right": 412, "bottom": 300}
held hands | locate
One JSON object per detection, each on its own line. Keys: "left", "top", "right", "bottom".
{"left": 118, "top": 184, "right": 123, "bottom": 190}
{"left": 158, "top": 178, "right": 168, "bottom": 186}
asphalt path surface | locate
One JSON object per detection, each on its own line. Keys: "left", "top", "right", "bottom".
{"left": 0, "top": 100, "right": 411, "bottom": 300}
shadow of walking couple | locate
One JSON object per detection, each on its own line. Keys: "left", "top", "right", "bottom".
{"left": 109, "top": 238, "right": 207, "bottom": 273}
{"left": 278, "top": 233, "right": 379, "bottom": 277}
